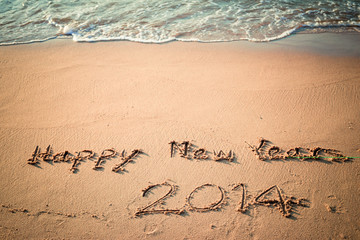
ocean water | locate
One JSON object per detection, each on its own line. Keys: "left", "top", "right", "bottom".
{"left": 0, "top": 0, "right": 359, "bottom": 45}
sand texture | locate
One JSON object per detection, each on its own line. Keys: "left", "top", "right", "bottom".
{"left": 0, "top": 34, "right": 359, "bottom": 239}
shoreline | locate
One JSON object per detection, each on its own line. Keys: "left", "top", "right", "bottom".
{"left": 1, "top": 31, "right": 360, "bottom": 56}
{"left": 0, "top": 32, "right": 359, "bottom": 239}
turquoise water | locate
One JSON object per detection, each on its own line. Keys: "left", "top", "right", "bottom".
{"left": 0, "top": 0, "right": 359, "bottom": 45}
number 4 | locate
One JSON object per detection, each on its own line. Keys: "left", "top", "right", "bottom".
{"left": 251, "top": 185, "right": 307, "bottom": 218}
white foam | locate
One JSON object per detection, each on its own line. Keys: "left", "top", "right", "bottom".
{"left": 0, "top": 36, "right": 59, "bottom": 46}
{"left": 62, "top": 25, "right": 77, "bottom": 35}
{"left": 1, "top": 0, "right": 359, "bottom": 45}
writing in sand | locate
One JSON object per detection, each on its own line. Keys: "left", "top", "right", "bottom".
{"left": 27, "top": 138, "right": 352, "bottom": 172}
{"left": 25, "top": 138, "right": 355, "bottom": 218}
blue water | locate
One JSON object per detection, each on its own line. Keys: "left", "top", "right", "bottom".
{"left": 0, "top": 0, "right": 359, "bottom": 45}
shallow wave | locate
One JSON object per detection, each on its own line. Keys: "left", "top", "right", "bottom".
{"left": 0, "top": 36, "right": 60, "bottom": 46}
{"left": 0, "top": 0, "right": 359, "bottom": 45}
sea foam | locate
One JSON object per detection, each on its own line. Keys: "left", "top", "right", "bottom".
{"left": 0, "top": 0, "right": 359, "bottom": 45}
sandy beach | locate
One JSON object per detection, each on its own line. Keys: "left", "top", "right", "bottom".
{"left": 0, "top": 33, "right": 359, "bottom": 239}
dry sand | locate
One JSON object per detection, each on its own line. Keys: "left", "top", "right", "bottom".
{"left": 0, "top": 33, "right": 359, "bottom": 239}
